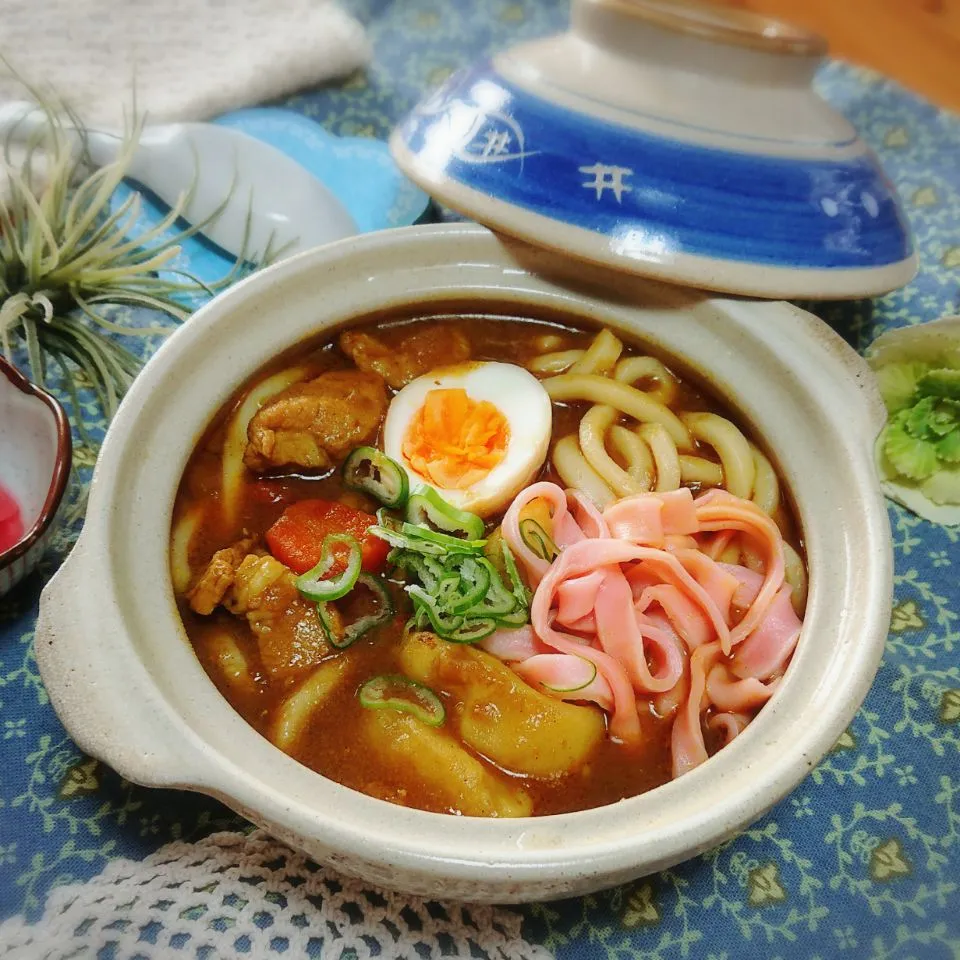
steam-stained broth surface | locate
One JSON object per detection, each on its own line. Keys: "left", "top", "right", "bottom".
{"left": 173, "top": 308, "right": 804, "bottom": 816}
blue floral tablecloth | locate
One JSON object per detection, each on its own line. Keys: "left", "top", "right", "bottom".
{"left": 1, "top": 1, "right": 959, "bottom": 957}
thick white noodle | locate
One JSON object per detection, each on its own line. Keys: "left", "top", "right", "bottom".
{"left": 639, "top": 422, "right": 681, "bottom": 491}
{"left": 272, "top": 658, "right": 352, "bottom": 751}
{"left": 544, "top": 374, "right": 692, "bottom": 449}
{"left": 579, "top": 405, "right": 645, "bottom": 497}
{"left": 608, "top": 424, "right": 654, "bottom": 490}
{"left": 533, "top": 333, "right": 564, "bottom": 351}
{"left": 207, "top": 630, "right": 255, "bottom": 693}
{"left": 681, "top": 412, "right": 756, "bottom": 500}
{"left": 528, "top": 349, "right": 585, "bottom": 374}
{"left": 570, "top": 329, "right": 623, "bottom": 375}
{"left": 613, "top": 356, "right": 679, "bottom": 405}
{"left": 783, "top": 542, "right": 808, "bottom": 614}
{"left": 552, "top": 434, "right": 615, "bottom": 507}
{"left": 170, "top": 504, "right": 205, "bottom": 594}
{"left": 750, "top": 445, "right": 781, "bottom": 516}
{"left": 679, "top": 455, "right": 724, "bottom": 487}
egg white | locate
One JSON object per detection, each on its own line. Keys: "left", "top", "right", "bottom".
{"left": 383, "top": 362, "right": 552, "bottom": 518}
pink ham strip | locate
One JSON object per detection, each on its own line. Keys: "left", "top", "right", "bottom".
{"left": 595, "top": 573, "right": 684, "bottom": 693}
{"left": 532, "top": 545, "right": 643, "bottom": 743}
{"left": 705, "top": 663, "right": 777, "bottom": 712}
{"left": 603, "top": 488, "right": 698, "bottom": 547}
{"left": 513, "top": 654, "right": 615, "bottom": 712}
{"left": 479, "top": 625, "right": 544, "bottom": 662}
{"left": 702, "top": 529, "right": 736, "bottom": 561}
{"left": 673, "top": 550, "right": 740, "bottom": 625}
{"left": 555, "top": 571, "right": 606, "bottom": 627}
{"left": 533, "top": 539, "right": 729, "bottom": 740}
{"left": 670, "top": 641, "right": 723, "bottom": 777}
{"left": 719, "top": 562, "right": 764, "bottom": 609}
{"left": 658, "top": 488, "right": 700, "bottom": 535}
{"left": 625, "top": 553, "right": 731, "bottom": 652}
{"left": 501, "top": 482, "right": 572, "bottom": 586}
{"left": 694, "top": 491, "right": 786, "bottom": 650}
{"left": 637, "top": 583, "right": 714, "bottom": 650}
{"left": 653, "top": 665, "right": 689, "bottom": 718}
{"left": 731, "top": 585, "right": 802, "bottom": 681}
{"left": 604, "top": 495, "right": 666, "bottom": 545}
{"left": 640, "top": 610, "right": 689, "bottom": 717}
{"left": 567, "top": 490, "right": 610, "bottom": 540}
{"left": 707, "top": 711, "right": 751, "bottom": 746}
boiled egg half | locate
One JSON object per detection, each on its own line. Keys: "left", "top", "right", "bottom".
{"left": 383, "top": 362, "right": 552, "bottom": 518}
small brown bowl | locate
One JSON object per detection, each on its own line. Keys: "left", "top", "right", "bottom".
{"left": 0, "top": 357, "right": 72, "bottom": 597}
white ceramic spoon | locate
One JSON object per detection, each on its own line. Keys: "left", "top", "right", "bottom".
{"left": 0, "top": 100, "right": 358, "bottom": 261}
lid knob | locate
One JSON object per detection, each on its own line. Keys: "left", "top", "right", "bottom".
{"left": 572, "top": 0, "right": 827, "bottom": 57}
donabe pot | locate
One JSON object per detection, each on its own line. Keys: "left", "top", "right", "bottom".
{"left": 35, "top": 224, "right": 891, "bottom": 902}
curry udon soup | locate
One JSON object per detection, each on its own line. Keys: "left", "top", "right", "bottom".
{"left": 171, "top": 312, "right": 807, "bottom": 818}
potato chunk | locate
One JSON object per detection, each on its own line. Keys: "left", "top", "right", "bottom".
{"left": 399, "top": 632, "right": 604, "bottom": 778}
{"left": 363, "top": 710, "right": 532, "bottom": 817}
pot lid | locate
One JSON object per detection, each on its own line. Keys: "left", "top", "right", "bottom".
{"left": 390, "top": 0, "right": 917, "bottom": 300}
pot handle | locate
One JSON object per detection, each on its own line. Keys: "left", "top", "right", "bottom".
{"left": 35, "top": 536, "right": 211, "bottom": 789}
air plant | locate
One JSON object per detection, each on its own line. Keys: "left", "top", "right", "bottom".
{"left": 0, "top": 92, "right": 256, "bottom": 428}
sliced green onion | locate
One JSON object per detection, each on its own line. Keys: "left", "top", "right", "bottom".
{"left": 358, "top": 675, "right": 445, "bottom": 726}
{"left": 388, "top": 548, "right": 445, "bottom": 591}
{"left": 444, "top": 618, "right": 498, "bottom": 643}
{"left": 369, "top": 521, "right": 485, "bottom": 557}
{"left": 376, "top": 506, "right": 403, "bottom": 530}
{"left": 296, "top": 534, "right": 362, "bottom": 601}
{"left": 369, "top": 523, "right": 443, "bottom": 555}
{"left": 492, "top": 606, "right": 529, "bottom": 628}
{"left": 409, "top": 586, "right": 498, "bottom": 643}
{"left": 343, "top": 447, "right": 410, "bottom": 508}
{"left": 542, "top": 658, "right": 598, "bottom": 693}
{"left": 501, "top": 540, "right": 530, "bottom": 610}
{"left": 519, "top": 518, "right": 559, "bottom": 562}
{"left": 406, "top": 487, "right": 484, "bottom": 540}
{"left": 317, "top": 573, "right": 393, "bottom": 649}
{"left": 384, "top": 514, "right": 530, "bottom": 643}
{"left": 471, "top": 557, "right": 518, "bottom": 617}
{"left": 400, "top": 522, "right": 486, "bottom": 553}
{"left": 446, "top": 555, "right": 490, "bottom": 614}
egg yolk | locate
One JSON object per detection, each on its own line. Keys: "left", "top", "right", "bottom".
{"left": 401, "top": 388, "right": 510, "bottom": 489}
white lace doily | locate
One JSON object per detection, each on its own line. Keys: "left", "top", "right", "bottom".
{"left": 0, "top": 830, "right": 553, "bottom": 959}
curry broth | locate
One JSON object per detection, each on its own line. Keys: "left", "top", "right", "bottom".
{"left": 174, "top": 308, "right": 803, "bottom": 816}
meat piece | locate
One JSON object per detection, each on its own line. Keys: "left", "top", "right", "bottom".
{"left": 186, "top": 537, "right": 256, "bottom": 615}
{"left": 244, "top": 370, "right": 387, "bottom": 473}
{"left": 225, "top": 554, "right": 331, "bottom": 680}
{"left": 339, "top": 324, "right": 471, "bottom": 389}
{"left": 189, "top": 546, "right": 331, "bottom": 680}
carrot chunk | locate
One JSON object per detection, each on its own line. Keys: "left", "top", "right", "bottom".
{"left": 266, "top": 499, "right": 389, "bottom": 575}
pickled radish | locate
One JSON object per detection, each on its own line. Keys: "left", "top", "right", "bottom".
{"left": 0, "top": 482, "right": 24, "bottom": 553}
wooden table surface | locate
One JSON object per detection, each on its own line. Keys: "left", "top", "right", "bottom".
{"left": 722, "top": 0, "right": 960, "bottom": 111}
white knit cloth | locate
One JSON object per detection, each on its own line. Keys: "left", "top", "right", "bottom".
{"left": 0, "top": 830, "right": 553, "bottom": 959}
{"left": 0, "top": 0, "right": 370, "bottom": 127}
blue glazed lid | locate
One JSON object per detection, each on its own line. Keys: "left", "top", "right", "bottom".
{"left": 390, "top": 0, "right": 917, "bottom": 300}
